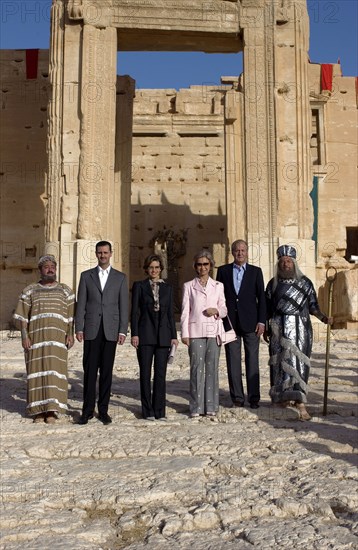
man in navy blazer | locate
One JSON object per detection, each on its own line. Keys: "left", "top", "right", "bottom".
{"left": 75, "top": 241, "right": 129, "bottom": 424}
{"left": 217, "top": 239, "right": 266, "bottom": 408}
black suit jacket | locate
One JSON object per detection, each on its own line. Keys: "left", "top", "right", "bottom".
{"left": 130, "top": 279, "right": 177, "bottom": 346}
{"left": 216, "top": 263, "right": 266, "bottom": 333}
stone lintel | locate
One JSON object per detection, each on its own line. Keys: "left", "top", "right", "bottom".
{"left": 133, "top": 115, "right": 224, "bottom": 134}
{"left": 117, "top": 30, "right": 242, "bottom": 53}
{"left": 68, "top": 0, "right": 243, "bottom": 52}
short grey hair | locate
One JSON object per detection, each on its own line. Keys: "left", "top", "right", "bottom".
{"left": 192, "top": 249, "right": 215, "bottom": 269}
{"left": 231, "top": 239, "right": 248, "bottom": 253}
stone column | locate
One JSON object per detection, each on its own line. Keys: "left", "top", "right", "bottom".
{"left": 46, "top": 0, "right": 65, "bottom": 244}
{"left": 77, "top": 24, "right": 118, "bottom": 244}
{"left": 274, "top": 0, "right": 315, "bottom": 278}
{"left": 47, "top": 2, "right": 123, "bottom": 285}
{"left": 115, "top": 75, "right": 135, "bottom": 274}
{"left": 240, "top": 0, "right": 278, "bottom": 278}
{"left": 240, "top": 0, "right": 313, "bottom": 280}
{"left": 224, "top": 85, "right": 245, "bottom": 259}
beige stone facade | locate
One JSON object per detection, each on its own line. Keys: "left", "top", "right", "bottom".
{"left": 130, "top": 86, "right": 228, "bottom": 311}
{"left": 0, "top": 50, "right": 49, "bottom": 324}
{"left": 308, "top": 63, "right": 358, "bottom": 327}
{"left": 130, "top": 68, "right": 358, "bottom": 319}
{"left": 0, "top": 0, "right": 357, "bottom": 328}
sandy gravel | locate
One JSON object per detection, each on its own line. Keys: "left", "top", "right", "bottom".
{"left": 1, "top": 329, "right": 357, "bottom": 549}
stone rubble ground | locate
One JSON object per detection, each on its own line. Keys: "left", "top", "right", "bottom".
{"left": 0, "top": 330, "right": 357, "bottom": 549}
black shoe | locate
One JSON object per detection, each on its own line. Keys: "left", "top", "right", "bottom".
{"left": 78, "top": 414, "right": 93, "bottom": 425}
{"left": 232, "top": 402, "right": 244, "bottom": 408}
{"left": 98, "top": 413, "right": 112, "bottom": 425}
{"left": 250, "top": 402, "right": 260, "bottom": 409}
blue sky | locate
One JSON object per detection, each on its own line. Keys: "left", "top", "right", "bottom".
{"left": 0, "top": 1, "right": 357, "bottom": 89}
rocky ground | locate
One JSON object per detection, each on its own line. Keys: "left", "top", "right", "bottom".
{"left": 1, "top": 329, "right": 357, "bottom": 549}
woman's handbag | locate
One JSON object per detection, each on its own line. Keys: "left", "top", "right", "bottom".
{"left": 217, "top": 316, "right": 237, "bottom": 346}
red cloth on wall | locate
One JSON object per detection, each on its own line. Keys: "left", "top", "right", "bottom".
{"left": 26, "top": 49, "right": 39, "bottom": 79}
{"left": 321, "top": 64, "right": 333, "bottom": 91}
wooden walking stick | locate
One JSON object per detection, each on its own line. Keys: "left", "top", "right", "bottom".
{"left": 323, "top": 267, "right": 337, "bottom": 416}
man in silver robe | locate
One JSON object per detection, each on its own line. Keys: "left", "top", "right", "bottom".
{"left": 265, "top": 245, "right": 332, "bottom": 420}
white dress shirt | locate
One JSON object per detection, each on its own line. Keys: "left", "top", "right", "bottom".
{"left": 98, "top": 265, "right": 111, "bottom": 290}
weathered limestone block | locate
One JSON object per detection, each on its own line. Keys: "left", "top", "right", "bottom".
{"left": 62, "top": 23, "right": 82, "bottom": 173}
{"left": 183, "top": 103, "right": 214, "bottom": 116}
{"left": 77, "top": 24, "right": 117, "bottom": 241}
{"left": 133, "top": 100, "right": 158, "bottom": 115}
{"left": 68, "top": 0, "right": 112, "bottom": 28}
{"left": 333, "top": 268, "right": 358, "bottom": 323}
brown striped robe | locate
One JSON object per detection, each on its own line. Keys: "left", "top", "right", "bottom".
{"left": 14, "top": 282, "right": 75, "bottom": 416}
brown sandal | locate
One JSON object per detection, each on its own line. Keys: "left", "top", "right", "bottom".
{"left": 45, "top": 412, "right": 57, "bottom": 424}
{"left": 295, "top": 403, "right": 311, "bottom": 421}
{"left": 299, "top": 410, "right": 312, "bottom": 421}
{"left": 33, "top": 413, "right": 45, "bottom": 423}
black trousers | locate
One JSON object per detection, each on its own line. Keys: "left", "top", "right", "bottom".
{"left": 225, "top": 330, "right": 260, "bottom": 405}
{"left": 82, "top": 321, "right": 117, "bottom": 416}
{"left": 137, "top": 345, "right": 169, "bottom": 419}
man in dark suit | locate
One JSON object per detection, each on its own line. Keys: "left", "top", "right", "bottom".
{"left": 217, "top": 239, "right": 266, "bottom": 409}
{"left": 75, "top": 241, "right": 128, "bottom": 424}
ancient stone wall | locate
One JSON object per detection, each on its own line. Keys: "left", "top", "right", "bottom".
{"left": 130, "top": 86, "right": 228, "bottom": 311}
{"left": 0, "top": 51, "right": 357, "bottom": 328}
{"left": 0, "top": 50, "right": 49, "bottom": 327}
{"left": 130, "top": 74, "right": 358, "bottom": 322}
{"left": 308, "top": 63, "right": 358, "bottom": 323}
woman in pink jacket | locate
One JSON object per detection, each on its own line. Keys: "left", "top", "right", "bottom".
{"left": 181, "top": 250, "right": 227, "bottom": 417}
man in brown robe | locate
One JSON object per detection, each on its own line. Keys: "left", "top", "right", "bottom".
{"left": 14, "top": 255, "right": 75, "bottom": 423}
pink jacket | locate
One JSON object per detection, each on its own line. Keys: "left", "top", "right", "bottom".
{"left": 180, "top": 277, "right": 228, "bottom": 339}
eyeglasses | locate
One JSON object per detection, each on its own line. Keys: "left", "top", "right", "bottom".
{"left": 196, "top": 262, "right": 210, "bottom": 267}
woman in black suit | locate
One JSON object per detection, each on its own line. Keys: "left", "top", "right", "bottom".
{"left": 131, "top": 254, "right": 178, "bottom": 420}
